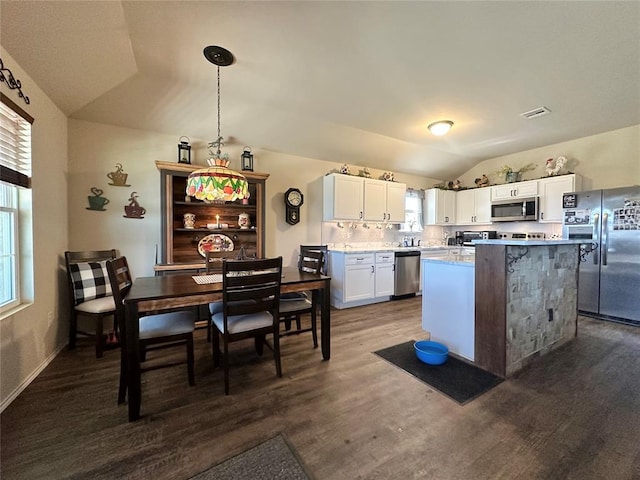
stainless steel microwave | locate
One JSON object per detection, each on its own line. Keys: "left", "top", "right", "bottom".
{"left": 490, "top": 197, "right": 538, "bottom": 222}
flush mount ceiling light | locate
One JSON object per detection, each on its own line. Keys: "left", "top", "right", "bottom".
{"left": 428, "top": 120, "right": 454, "bottom": 136}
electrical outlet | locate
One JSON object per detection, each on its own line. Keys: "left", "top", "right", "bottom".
{"left": 548, "top": 308, "right": 554, "bottom": 322}
{"left": 47, "top": 311, "right": 54, "bottom": 326}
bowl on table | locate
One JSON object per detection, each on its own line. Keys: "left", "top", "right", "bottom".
{"left": 414, "top": 340, "right": 448, "bottom": 365}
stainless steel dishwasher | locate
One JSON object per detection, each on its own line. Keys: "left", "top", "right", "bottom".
{"left": 393, "top": 250, "right": 421, "bottom": 299}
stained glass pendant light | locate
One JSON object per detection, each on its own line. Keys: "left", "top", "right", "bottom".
{"left": 186, "top": 46, "right": 249, "bottom": 203}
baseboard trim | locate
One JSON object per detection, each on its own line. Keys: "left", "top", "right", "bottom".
{"left": 0, "top": 342, "right": 66, "bottom": 413}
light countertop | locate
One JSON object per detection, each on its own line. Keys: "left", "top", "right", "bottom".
{"left": 473, "top": 239, "right": 586, "bottom": 246}
{"left": 422, "top": 255, "right": 475, "bottom": 266}
{"left": 328, "top": 245, "right": 455, "bottom": 254}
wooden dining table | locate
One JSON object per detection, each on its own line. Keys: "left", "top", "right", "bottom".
{"left": 122, "top": 266, "right": 331, "bottom": 421}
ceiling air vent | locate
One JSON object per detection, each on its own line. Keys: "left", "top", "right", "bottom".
{"left": 520, "top": 106, "right": 551, "bottom": 119}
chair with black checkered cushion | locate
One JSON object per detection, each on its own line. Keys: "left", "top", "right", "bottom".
{"left": 65, "top": 250, "right": 117, "bottom": 358}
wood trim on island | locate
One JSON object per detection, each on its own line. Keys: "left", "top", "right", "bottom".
{"left": 475, "top": 245, "right": 508, "bottom": 377}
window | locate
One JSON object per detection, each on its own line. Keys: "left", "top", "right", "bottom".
{"left": 400, "top": 189, "right": 424, "bottom": 233}
{"left": 0, "top": 95, "right": 33, "bottom": 314}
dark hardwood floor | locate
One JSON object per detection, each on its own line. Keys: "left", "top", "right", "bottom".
{"left": 2, "top": 297, "right": 640, "bottom": 479}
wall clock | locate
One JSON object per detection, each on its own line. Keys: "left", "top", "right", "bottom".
{"left": 284, "top": 188, "right": 304, "bottom": 225}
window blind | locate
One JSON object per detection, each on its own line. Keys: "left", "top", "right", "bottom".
{"left": 0, "top": 95, "right": 32, "bottom": 189}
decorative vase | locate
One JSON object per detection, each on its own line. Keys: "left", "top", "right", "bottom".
{"left": 238, "top": 212, "right": 251, "bottom": 229}
{"left": 505, "top": 172, "right": 521, "bottom": 183}
{"left": 183, "top": 212, "right": 196, "bottom": 229}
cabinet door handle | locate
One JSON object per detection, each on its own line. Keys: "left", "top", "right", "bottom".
{"left": 371, "top": 265, "right": 375, "bottom": 273}
{"left": 360, "top": 211, "right": 363, "bottom": 219}
{"left": 541, "top": 212, "right": 544, "bottom": 220}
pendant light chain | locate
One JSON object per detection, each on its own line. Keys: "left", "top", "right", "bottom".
{"left": 186, "top": 45, "right": 249, "bottom": 203}
{"left": 216, "top": 65, "right": 222, "bottom": 158}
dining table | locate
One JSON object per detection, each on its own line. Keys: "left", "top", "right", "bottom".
{"left": 122, "top": 266, "right": 331, "bottom": 421}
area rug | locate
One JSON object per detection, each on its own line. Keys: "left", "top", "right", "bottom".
{"left": 374, "top": 340, "right": 503, "bottom": 405}
{"left": 189, "top": 434, "right": 312, "bottom": 480}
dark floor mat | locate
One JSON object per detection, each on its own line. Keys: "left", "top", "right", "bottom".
{"left": 374, "top": 340, "right": 503, "bottom": 405}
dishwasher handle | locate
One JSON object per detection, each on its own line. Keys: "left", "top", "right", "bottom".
{"left": 395, "top": 250, "right": 421, "bottom": 257}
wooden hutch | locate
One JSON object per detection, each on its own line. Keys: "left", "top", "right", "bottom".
{"left": 155, "top": 161, "right": 269, "bottom": 267}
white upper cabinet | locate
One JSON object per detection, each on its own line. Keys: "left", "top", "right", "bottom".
{"left": 363, "top": 179, "right": 386, "bottom": 222}
{"left": 425, "top": 188, "right": 456, "bottom": 225}
{"left": 491, "top": 180, "right": 539, "bottom": 200}
{"left": 384, "top": 181, "right": 407, "bottom": 222}
{"left": 455, "top": 188, "right": 492, "bottom": 225}
{"left": 324, "top": 174, "right": 406, "bottom": 222}
{"left": 363, "top": 178, "right": 406, "bottom": 222}
{"left": 538, "top": 174, "right": 582, "bottom": 223}
{"left": 323, "top": 174, "right": 364, "bottom": 221}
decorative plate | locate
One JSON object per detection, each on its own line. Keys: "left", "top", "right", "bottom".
{"left": 197, "top": 234, "right": 234, "bottom": 257}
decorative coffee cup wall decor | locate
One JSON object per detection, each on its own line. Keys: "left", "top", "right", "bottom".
{"left": 107, "top": 163, "right": 130, "bottom": 186}
{"left": 123, "top": 192, "right": 146, "bottom": 219}
{"left": 86, "top": 187, "right": 109, "bottom": 211}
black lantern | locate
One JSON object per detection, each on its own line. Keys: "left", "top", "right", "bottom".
{"left": 178, "top": 136, "right": 191, "bottom": 164}
{"left": 241, "top": 146, "right": 254, "bottom": 172}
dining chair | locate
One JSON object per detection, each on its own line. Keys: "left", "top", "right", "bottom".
{"left": 279, "top": 248, "right": 325, "bottom": 348}
{"left": 205, "top": 251, "right": 224, "bottom": 342}
{"left": 65, "top": 249, "right": 117, "bottom": 358}
{"left": 210, "top": 256, "right": 283, "bottom": 395}
{"left": 106, "top": 256, "right": 195, "bottom": 404}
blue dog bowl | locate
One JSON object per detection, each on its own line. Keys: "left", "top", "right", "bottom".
{"left": 414, "top": 340, "right": 449, "bottom": 365}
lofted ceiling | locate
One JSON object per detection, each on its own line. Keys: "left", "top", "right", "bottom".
{"left": 1, "top": 1, "right": 639, "bottom": 181}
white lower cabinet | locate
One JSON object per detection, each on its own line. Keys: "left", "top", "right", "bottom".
{"left": 344, "top": 258, "right": 374, "bottom": 302}
{"left": 375, "top": 252, "right": 395, "bottom": 297}
{"left": 328, "top": 251, "right": 395, "bottom": 309}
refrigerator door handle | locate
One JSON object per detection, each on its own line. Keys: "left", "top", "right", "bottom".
{"left": 592, "top": 213, "right": 600, "bottom": 265}
{"left": 602, "top": 212, "right": 608, "bottom": 266}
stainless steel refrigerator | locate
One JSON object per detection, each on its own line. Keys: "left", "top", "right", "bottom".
{"left": 563, "top": 186, "right": 640, "bottom": 324}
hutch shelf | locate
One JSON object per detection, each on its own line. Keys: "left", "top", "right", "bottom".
{"left": 155, "top": 161, "right": 269, "bottom": 265}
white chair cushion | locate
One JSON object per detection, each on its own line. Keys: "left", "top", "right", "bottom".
{"left": 212, "top": 311, "right": 274, "bottom": 334}
{"left": 140, "top": 311, "right": 194, "bottom": 339}
{"left": 75, "top": 295, "right": 116, "bottom": 314}
{"left": 279, "top": 298, "right": 312, "bottom": 314}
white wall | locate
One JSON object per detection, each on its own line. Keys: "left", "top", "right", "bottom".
{"left": 0, "top": 49, "right": 69, "bottom": 410}
{"left": 67, "top": 120, "right": 440, "bottom": 274}
{"left": 458, "top": 125, "right": 640, "bottom": 190}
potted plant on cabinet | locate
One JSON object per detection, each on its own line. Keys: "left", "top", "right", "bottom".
{"left": 496, "top": 163, "right": 536, "bottom": 183}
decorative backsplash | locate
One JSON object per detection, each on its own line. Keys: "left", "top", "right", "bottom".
{"left": 321, "top": 222, "right": 447, "bottom": 248}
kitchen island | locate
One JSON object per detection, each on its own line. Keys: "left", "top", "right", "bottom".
{"left": 421, "top": 240, "right": 584, "bottom": 378}
{"left": 422, "top": 255, "right": 475, "bottom": 361}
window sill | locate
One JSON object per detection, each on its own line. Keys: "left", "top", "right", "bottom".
{"left": 0, "top": 302, "right": 32, "bottom": 321}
